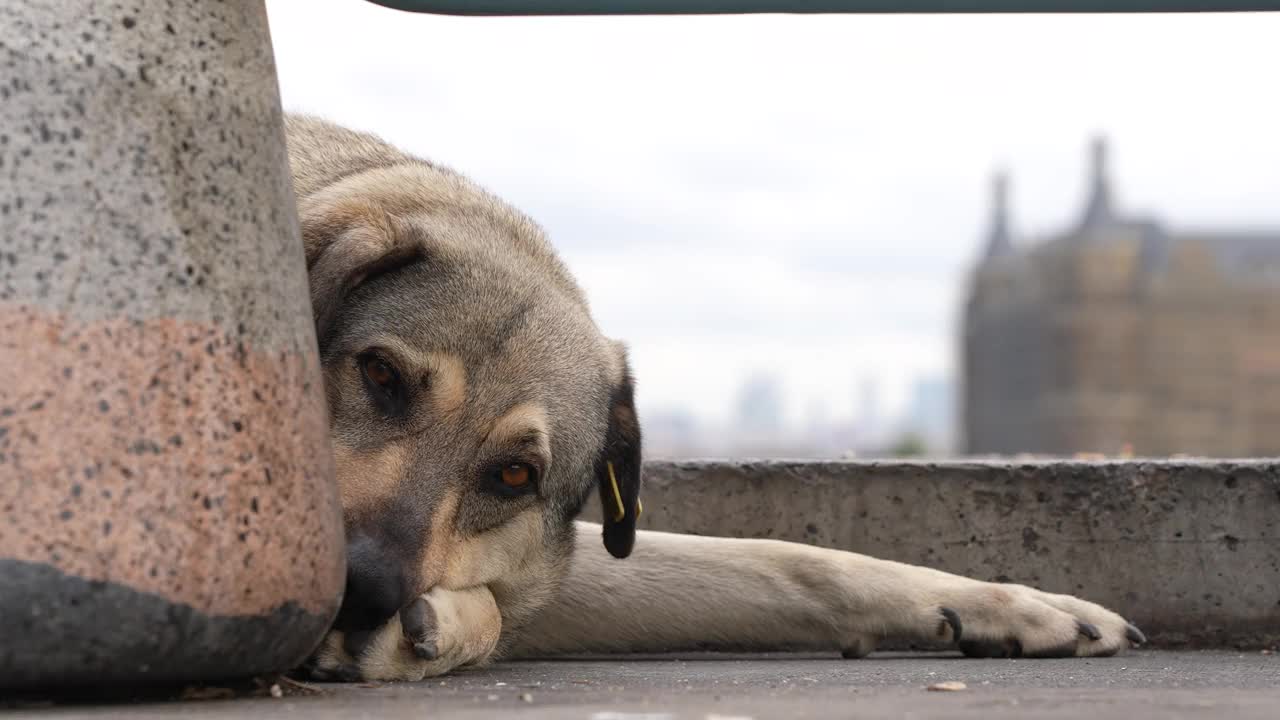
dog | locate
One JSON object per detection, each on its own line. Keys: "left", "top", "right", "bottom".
{"left": 283, "top": 115, "right": 1144, "bottom": 682}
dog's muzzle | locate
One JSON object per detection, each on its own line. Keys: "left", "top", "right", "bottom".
{"left": 333, "top": 533, "right": 413, "bottom": 632}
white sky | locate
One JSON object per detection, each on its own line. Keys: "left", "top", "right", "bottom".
{"left": 264, "top": 3, "right": 1280, "bottom": 429}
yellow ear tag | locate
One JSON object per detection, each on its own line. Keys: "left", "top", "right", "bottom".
{"left": 636, "top": 497, "right": 643, "bottom": 518}
{"left": 606, "top": 461, "right": 626, "bottom": 522}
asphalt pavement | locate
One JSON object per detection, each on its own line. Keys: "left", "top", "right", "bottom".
{"left": 9, "top": 650, "right": 1278, "bottom": 719}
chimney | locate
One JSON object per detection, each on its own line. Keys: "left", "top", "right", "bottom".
{"left": 1078, "top": 135, "right": 1115, "bottom": 230}
{"left": 982, "top": 170, "right": 1014, "bottom": 261}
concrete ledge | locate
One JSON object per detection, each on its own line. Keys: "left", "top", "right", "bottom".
{"left": 588, "top": 460, "right": 1280, "bottom": 648}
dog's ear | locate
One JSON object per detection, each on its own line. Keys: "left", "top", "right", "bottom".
{"left": 596, "top": 341, "right": 643, "bottom": 559}
{"left": 299, "top": 198, "right": 424, "bottom": 342}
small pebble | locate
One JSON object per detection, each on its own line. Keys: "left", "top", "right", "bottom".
{"left": 269, "top": 683, "right": 283, "bottom": 699}
{"left": 520, "top": 693, "right": 533, "bottom": 702}
{"left": 927, "top": 681, "right": 968, "bottom": 692}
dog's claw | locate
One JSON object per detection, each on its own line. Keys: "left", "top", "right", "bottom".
{"left": 400, "top": 596, "right": 439, "bottom": 660}
{"left": 400, "top": 597, "right": 430, "bottom": 640}
{"left": 1077, "top": 621, "right": 1103, "bottom": 641}
{"left": 1125, "top": 622, "right": 1147, "bottom": 646}
{"left": 939, "top": 607, "right": 963, "bottom": 642}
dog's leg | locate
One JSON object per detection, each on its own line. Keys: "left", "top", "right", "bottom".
{"left": 507, "top": 522, "right": 1143, "bottom": 659}
{"left": 305, "top": 585, "right": 503, "bottom": 682}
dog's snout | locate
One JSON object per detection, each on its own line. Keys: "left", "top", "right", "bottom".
{"left": 334, "top": 534, "right": 412, "bottom": 632}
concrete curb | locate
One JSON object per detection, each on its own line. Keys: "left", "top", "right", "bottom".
{"left": 585, "top": 460, "right": 1280, "bottom": 648}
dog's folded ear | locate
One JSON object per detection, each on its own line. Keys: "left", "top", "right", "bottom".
{"left": 299, "top": 198, "right": 424, "bottom": 341}
{"left": 596, "top": 342, "right": 643, "bottom": 559}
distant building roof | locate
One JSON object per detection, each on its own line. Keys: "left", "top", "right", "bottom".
{"left": 978, "top": 136, "right": 1280, "bottom": 281}
{"left": 1177, "top": 231, "right": 1280, "bottom": 277}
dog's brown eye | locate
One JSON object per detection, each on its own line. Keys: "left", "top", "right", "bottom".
{"left": 501, "top": 464, "right": 531, "bottom": 489}
{"left": 363, "top": 357, "right": 396, "bottom": 387}
{"left": 357, "top": 353, "right": 408, "bottom": 418}
{"left": 487, "top": 462, "right": 538, "bottom": 497}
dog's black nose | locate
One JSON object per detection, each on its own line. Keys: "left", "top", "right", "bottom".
{"left": 333, "top": 534, "right": 410, "bottom": 632}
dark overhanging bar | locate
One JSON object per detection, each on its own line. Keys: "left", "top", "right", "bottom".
{"left": 364, "top": 0, "right": 1280, "bottom": 15}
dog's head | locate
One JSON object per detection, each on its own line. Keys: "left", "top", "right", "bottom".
{"left": 288, "top": 118, "right": 642, "bottom": 633}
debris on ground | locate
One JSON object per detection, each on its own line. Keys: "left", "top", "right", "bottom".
{"left": 520, "top": 692, "right": 534, "bottom": 702}
{"left": 275, "top": 675, "right": 327, "bottom": 697}
{"left": 927, "top": 681, "right": 968, "bottom": 692}
{"left": 178, "top": 674, "right": 322, "bottom": 702}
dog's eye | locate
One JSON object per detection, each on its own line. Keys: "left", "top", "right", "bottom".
{"left": 357, "top": 353, "right": 408, "bottom": 417}
{"left": 501, "top": 464, "right": 531, "bottom": 488}
{"left": 487, "top": 462, "right": 538, "bottom": 497}
{"left": 363, "top": 357, "right": 396, "bottom": 387}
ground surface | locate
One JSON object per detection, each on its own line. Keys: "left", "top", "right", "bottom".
{"left": 11, "top": 650, "right": 1278, "bottom": 719}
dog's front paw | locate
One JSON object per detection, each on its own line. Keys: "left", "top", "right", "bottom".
{"left": 299, "top": 586, "right": 502, "bottom": 682}
{"left": 922, "top": 583, "right": 1144, "bottom": 659}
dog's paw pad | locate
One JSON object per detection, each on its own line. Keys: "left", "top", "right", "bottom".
{"left": 840, "top": 634, "right": 877, "bottom": 659}
{"left": 959, "top": 637, "right": 1024, "bottom": 659}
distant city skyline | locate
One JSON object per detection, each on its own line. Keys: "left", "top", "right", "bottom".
{"left": 639, "top": 369, "right": 953, "bottom": 459}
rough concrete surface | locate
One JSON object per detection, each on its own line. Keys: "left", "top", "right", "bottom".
{"left": 9, "top": 651, "right": 1278, "bottom": 719}
{"left": 584, "top": 460, "right": 1280, "bottom": 648}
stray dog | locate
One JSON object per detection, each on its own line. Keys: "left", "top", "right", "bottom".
{"left": 284, "top": 115, "right": 1144, "bottom": 681}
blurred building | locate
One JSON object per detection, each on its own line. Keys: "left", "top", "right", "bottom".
{"left": 962, "top": 138, "right": 1280, "bottom": 456}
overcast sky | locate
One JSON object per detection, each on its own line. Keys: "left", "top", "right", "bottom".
{"left": 264, "top": 3, "right": 1279, "bottom": 429}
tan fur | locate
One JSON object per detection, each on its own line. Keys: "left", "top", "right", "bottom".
{"left": 285, "top": 114, "right": 1140, "bottom": 683}
{"left": 332, "top": 441, "right": 409, "bottom": 514}
{"left": 298, "top": 198, "right": 399, "bottom": 266}
{"left": 510, "top": 524, "right": 1133, "bottom": 659}
{"left": 418, "top": 490, "right": 461, "bottom": 592}
{"left": 482, "top": 403, "right": 551, "bottom": 460}
{"left": 442, "top": 509, "right": 546, "bottom": 590}
{"left": 425, "top": 353, "right": 468, "bottom": 416}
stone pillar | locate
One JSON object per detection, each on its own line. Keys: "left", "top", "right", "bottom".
{"left": 0, "top": 1, "right": 343, "bottom": 687}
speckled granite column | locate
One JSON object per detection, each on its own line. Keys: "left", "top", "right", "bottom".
{"left": 0, "top": 1, "right": 344, "bottom": 687}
